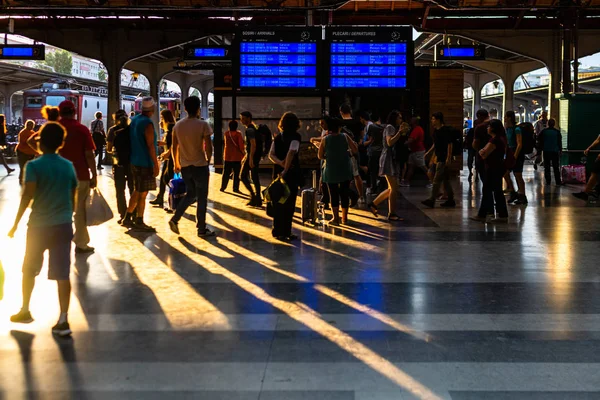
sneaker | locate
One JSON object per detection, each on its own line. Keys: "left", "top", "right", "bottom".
{"left": 507, "top": 192, "right": 519, "bottom": 204}
{"left": 52, "top": 322, "right": 72, "bottom": 337}
{"left": 399, "top": 180, "right": 410, "bottom": 187}
{"left": 513, "top": 196, "right": 528, "bottom": 205}
{"left": 489, "top": 217, "right": 509, "bottom": 224}
{"left": 10, "top": 310, "right": 33, "bottom": 324}
{"left": 425, "top": 183, "right": 433, "bottom": 189}
{"left": 572, "top": 192, "right": 589, "bottom": 201}
{"left": 198, "top": 229, "right": 216, "bottom": 237}
{"left": 440, "top": 199, "right": 456, "bottom": 208}
{"left": 149, "top": 198, "right": 163, "bottom": 206}
{"left": 421, "top": 199, "right": 435, "bottom": 208}
{"left": 168, "top": 219, "right": 180, "bottom": 235}
{"left": 75, "top": 246, "right": 95, "bottom": 254}
{"left": 133, "top": 220, "right": 156, "bottom": 232}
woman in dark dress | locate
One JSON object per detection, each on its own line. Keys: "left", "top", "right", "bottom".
{"left": 471, "top": 119, "right": 509, "bottom": 223}
{"left": 150, "top": 109, "right": 176, "bottom": 209}
{"left": 268, "top": 112, "right": 302, "bottom": 241}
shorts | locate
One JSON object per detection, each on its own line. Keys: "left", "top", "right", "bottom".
{"left": 408, "top": 150, "right": 426, "bottom": 168}
{"left": 510, "top": 149, "right": 525, "bottom": 173}
{"left": 351, "top": 156, "right": 360, "bottom": 177}
{"left": 594, "top": 155, "right": 600, "bottom": 174}
{"left": 132, "top": 165, "right": 157, "bottom": 192}
{"left": 23, "top": 224, "right": 73, "bottom": 281}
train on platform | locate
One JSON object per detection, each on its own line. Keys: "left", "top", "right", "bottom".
{"left": 22, "top": 81, "right": 181, "bottom": 128}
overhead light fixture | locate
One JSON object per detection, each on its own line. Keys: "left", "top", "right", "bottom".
{"left": 132, "top": 72, "right": 140, "bottom": 82}
{"left": 177, "top": 60, "right": 187, "bottom": 68}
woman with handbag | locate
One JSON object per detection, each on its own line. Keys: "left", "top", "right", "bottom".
{"left": 221, "top": 120, "right": 246, "bottom": 193}
{"left": 471, "top": 119, "right": 509, "bottom": 223}
{"left": 269, "top": 112, "right": 302, "bottom": 241}
{"left": 318, "top": 117, "right": 357, "bottom": 225}
{"left": 367, "top": 110, "right": 405, "bottom": 222}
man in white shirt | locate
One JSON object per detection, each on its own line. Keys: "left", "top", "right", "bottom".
{"left": 168, "top": 96, "right": 215, "bottom": 237}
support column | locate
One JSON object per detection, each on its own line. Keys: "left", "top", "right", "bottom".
{"left": 548, "top": 31, "right": 562, "bottom": 120}
{"left": 147, "top": 63, "right": 161, "bottom": 132}
{"left": 7, "top": 94, "right": 13, "bottom": 124}
{"left": 201, "top": 90, "right": 209, "bottom": 120}
{"left": 562, "top": 27, "right": 573, "bottom": 95}
{"left": 472, "top": 75, "right": 482, "bottom": 115}
{"left": 180, "top": 83, "right": 191, "bottom": 120}
{"left": 503, "top": 78, "right": 515, "bottom": 117}
{"left": 106, "top": 61, "right": 122, "bottom": 129}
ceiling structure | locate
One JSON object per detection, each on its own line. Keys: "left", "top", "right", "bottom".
{"left": 0, "top": 0, "right": 599, "bottom": 31}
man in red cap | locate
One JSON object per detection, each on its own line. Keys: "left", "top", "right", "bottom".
{"left": 58, "top": 100, "right": 97, "bottom": 254}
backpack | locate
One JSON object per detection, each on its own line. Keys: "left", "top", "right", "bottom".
{"left": 449, "top": 126, "right": 463, "bottom": 156}
{"left": 518, "top": 122, "right": 535, "bottom": 154}
{"left": 464, "top": 127, "right": 475, "bottom": 149}
{"left": 112, "top": 126, "right": 131, "bottom": 166}
{"left": 257, "top": 124, "right": 272, "bottom": 158}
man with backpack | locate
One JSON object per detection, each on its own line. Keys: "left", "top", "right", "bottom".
{"left": 240, "top": 111, "right": 270, "bottom": 207}
{"left": 106, "top": 110, "right": 133, "bottom": 223}
{"left": 91, "top": 112, "right": 106, "bottom": 170}
{"left": 503, "top": 111, "right": 530, "bottom": 205}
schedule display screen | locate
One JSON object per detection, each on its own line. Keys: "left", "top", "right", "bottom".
{"left": 436, "top": 45, "right": 486, "bottom": 61}
{"left": 327, "top": 28, "right": 412, "bottom": 89}
{"left": 184, "top": 46, "right": 228, "bottom": 60}
{"left": 237, "top": 28, "right": 320, "bottom": 90}
{"left": 0, "top": 45, "right": 45, "bottom": 60}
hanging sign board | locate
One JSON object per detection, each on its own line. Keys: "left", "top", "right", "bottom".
{"left": 326, "top": 27, "right": 413, "bottom": 89}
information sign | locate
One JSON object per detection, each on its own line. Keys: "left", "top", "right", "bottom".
{"left": 0, "top": 45, "right": 45, "bottom": 60}
{"left": 436, "top": 45, "right": 486, "bottom": 61}
{"left": 236, "top": 28, "right": 321, "bottom": 90}
{"left": 326, "top": 27, "right": 412, "bottom": 89}
{"left": 183, "top": 46, "right": 228, "bottom": 60}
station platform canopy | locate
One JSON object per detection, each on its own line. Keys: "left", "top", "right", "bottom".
{"left": 1, "top": 0, "right": 599, "bottom": 31}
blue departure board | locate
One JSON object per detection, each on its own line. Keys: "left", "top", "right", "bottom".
{"left": 0, "top": 45, "right": 45, "bottom": 60}
{"left": 238, "top": 28, "right": 320, "bottom": 90}
{"left": 327, "top": 28, "right": 412, "bottom": 90}
{"left": 193, "top": 48, "right": 226, "bottom": 57}
{"left": 436, "top": 45, "right": 486, "bottom": 60}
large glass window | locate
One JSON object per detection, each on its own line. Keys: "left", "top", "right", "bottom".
{"left": 46, "top": 96, "right": 67, "bottom": 107}
{"left": 26, "top": 96, "right": 43, "bottom": 108}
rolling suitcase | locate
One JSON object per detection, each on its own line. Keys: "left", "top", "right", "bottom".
{"left": 301, "top": 170, "right": 318, "bottom": 225}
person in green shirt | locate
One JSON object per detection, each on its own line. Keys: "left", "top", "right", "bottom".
{"left": 7, "top": 122, "right": 78, "bottom": 337}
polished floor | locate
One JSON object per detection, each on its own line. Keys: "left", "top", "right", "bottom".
{"left": 0, "top": 160, "right": 599, "bottom": 400}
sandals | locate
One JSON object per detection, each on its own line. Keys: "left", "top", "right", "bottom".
{"left": 367, "top": 202, "right": 379, "bottom": 217}
{"left": 387, "top": 214, "right": 404, "bottom": 222}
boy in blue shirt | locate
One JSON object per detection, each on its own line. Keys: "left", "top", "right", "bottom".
{"left": 8, "top": 122, "right": 78, "bottom": 337}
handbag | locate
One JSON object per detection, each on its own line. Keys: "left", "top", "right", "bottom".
{"left": 86, "top": 188, "right": 114, "bottom": 226}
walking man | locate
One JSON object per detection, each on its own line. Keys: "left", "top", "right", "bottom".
{"left": 58, "top": 100, "right": 96, "bottom": 254}
{"left": 121, "top": 97, "right": 159, "bottom": 232}
{"left": 8, "top": 122, "right": 78, "bottom": 337}
{"left": 168, "top": 96, "right": 215, "bottom": 237}
{"left": 239, "top": 111, "right": 263, "bottom": 207}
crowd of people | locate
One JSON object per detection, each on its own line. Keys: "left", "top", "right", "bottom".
{"left": 3, "top": 96, "right": 600, "bottom": 336}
